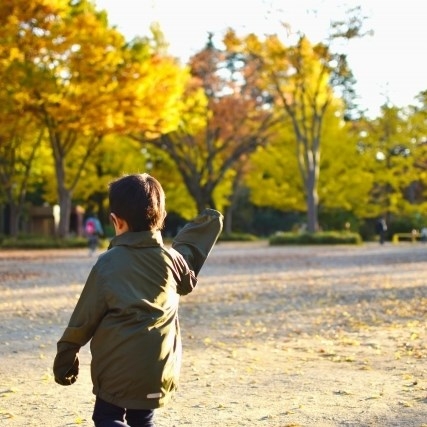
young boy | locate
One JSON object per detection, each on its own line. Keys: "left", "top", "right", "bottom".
{"left": 53, "top": 173, "right": 223, "bottom": 427}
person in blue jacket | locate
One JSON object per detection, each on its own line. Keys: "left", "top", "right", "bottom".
{"left": 84, "top": 214, "right": 104, "bottom": 256}
{"left": 53, "top": 173, "right": 223, "bottom": 427}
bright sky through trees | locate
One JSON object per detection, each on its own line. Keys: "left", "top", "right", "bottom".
{"left": 95, "top": 0, "right": 427, "bottom": 117}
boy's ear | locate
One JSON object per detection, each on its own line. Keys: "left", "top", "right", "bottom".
{"left": 110, "top": 213, "right": 129, "bottom": 233}
{"left": 110, "top": 212, "right": 118, "bottom": 225}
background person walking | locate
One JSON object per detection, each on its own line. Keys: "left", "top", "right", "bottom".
{"left": 84, "top": 214, "right": 103, "bottom": 255}
{"left": 375, "top": 217, "right": 387, "bottom": 245}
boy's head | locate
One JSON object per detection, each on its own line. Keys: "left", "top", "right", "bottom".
{"left": 109, "top": 173, "right": 166, "bottom": 232}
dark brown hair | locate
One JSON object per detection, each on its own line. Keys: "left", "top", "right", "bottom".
{"left": 109, "top": 173, "right": 166, "bottom": 231}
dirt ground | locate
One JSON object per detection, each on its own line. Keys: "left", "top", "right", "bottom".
{"left": 1, "top": 241, "right": 427, "bottom": 427}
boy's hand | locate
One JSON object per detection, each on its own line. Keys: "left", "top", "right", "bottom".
{"left": 53, "top": 346, "right": 80, "bottom": 386}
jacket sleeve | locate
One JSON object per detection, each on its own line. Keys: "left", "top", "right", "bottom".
{"left": 53, "top": 265, "right": 107, "bottom": 385}
{"left": 172, "top": 208, "right": 223, "bottom": 276}
{"left": 169, "top": 248, "right": 198, "bottom": 296}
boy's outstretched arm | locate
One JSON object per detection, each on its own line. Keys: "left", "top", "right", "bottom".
{"left": 172, "top": 208, "right": 223, "bottom": 276}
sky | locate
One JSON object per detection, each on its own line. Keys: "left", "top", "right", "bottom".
{"left": 94, "top": 0, "right": 427, "bottom": 117}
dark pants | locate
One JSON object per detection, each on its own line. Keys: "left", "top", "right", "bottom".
{"left": 92, "top": 397, "right": 155, "bottom": 427}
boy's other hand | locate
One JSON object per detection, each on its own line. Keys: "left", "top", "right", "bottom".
{"left": 53, "top": 350, "right": 80, "bottom": 386}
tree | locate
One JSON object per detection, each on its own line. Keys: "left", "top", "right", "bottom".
{"left": 0, "top": 9, "right": 49, "bottom": 236}
{"left": 224, "top": 8, "right": 367, "bottom": 232}
{"left": 1, "top": 0, "right": 186, "bottom": 237}
{"left": 0, "top": 115, "right": 46, "bottom": 236}
{"left": 246, "top": 107, "right": 374, "bottom": 226}
{"left": 132, "top": 35, "right": 278, "bottom": 218}
{"left": 407, "top": 91, "right": 427, "bottom": 212}
{"left": 359, "top": 104, "right": 426, "bottom": 219}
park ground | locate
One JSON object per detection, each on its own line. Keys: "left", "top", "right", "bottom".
{"left": 0, "top": 241, "right": 427, "bottom": 427}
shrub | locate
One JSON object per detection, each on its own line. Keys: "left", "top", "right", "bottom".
{"left": 218, "top": 232, "right": 259, "bottom": 242}
{"left": 269, "top": 231, "right": 362, "bottom": 245}
{"left": 0, "top": 235, "right": 109, "bottom": 249}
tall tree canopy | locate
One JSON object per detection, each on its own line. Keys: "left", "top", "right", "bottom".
{"left": 224, "top": 8, "right": 365, "bottom": 232}
{"left": 131, "top": 36, "right": 278, "bottom": 216}
{"left": 246, "top": 107, "right": 374, "bottom": 221}
{"left": 0, "top": 0, "right": 187, "bottom": 237}
{"left": 357, "top": 104, "right": 426, "bottom": 219}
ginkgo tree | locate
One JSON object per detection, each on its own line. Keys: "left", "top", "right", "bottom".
{"left": 358, "top": 104, "right": 426, "bottom": 219}
{"left": 0, "top": 5, "right": 50, "bottom": 237}
{"left": 0, "top": 112, "right": 47, "bottom": 237}
{"left": 0, "top": 0, "right": 187, "bottom": 237}
{"left": 405, "top": 91, "right": 427, "bottom": 215}
{"left": 224, "top": 9, "right": 366, "bottom": 232}
{"left": 246, "top": 106, "right": 375, "bottom": 224}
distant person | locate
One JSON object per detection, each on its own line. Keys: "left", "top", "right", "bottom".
{"left": 375, "top": 217, "right": 387, "bottom": 245}
{"left": 53, "top": 173, "right": 223, "bottom": 427}
{"left": 84, "top": 214, "right": 103, "bottom": 255}
{"left": 420, "top": 227, "right": 427, "bottom": 243}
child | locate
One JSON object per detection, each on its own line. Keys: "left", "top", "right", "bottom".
{"left": 53, "top": 173, "right": 223, "bottom": 427}
{"left": 84, "top": 214, "right": 104, "bottom": 256}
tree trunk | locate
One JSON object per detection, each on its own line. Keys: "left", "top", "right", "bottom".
{"left": 223, "top": 167, "right": 245, "bottom": 234}
{"left": 306, "top": 189, "right": 319, "bottom": 233}
{"left": 192, "top": 186, "right": 217, "bottom": 214}
{"left": 57, "top": 185, "right": 72, "bottom": 238}
{"left": 306, "top": 166, "right": 319, "bottom": 233}
{"left": 8, "top": 202, "right": 20, "bottom": 237}
{"left": 224, "top": 206, "right": 232, "bottom": 234}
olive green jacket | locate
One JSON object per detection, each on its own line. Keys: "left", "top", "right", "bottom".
{"left": 53, "top": 209, "right": 223, "bottom": 409}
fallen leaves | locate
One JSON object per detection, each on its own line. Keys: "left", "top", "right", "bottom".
{"left": 2, "top": 244, "right": 427, "bottom": 425}
{"left": 0, "top": 409, "right": 14, "bottom": 419}
{"left": 0, "top": 388, "right": 17, "bottom": 396}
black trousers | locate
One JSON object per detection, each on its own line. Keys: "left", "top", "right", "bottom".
{"left": 92, "top": 397, "right": 155, "bottom": 427}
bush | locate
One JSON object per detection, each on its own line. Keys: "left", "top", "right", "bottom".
{"left": 269, "top": 231, "right": 362, "bottom": 245}
{"left": 218, "top": 232, "right": 259, "bottom": 242}
{"left": 0, "top": 235, "right": 109, "bottom": 249}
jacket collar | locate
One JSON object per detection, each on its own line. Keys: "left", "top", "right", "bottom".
{"left": 108, "top": 230, "right": 164, "bottom": 249}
